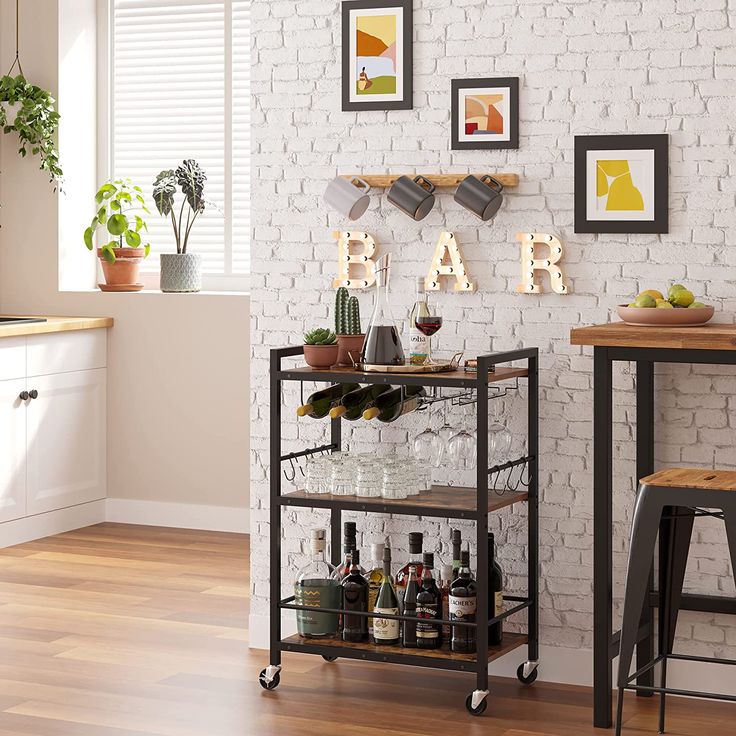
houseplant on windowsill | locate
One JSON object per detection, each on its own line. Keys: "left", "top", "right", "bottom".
{"left": 153, "top": 160, "right": 209, "bottom": 293}
{"left": 84, "top": 179, "right": 151, "bottom": 291}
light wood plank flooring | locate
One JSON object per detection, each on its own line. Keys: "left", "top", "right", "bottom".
{"left": 0, "top": 523, "right": 731, "bottom": 735}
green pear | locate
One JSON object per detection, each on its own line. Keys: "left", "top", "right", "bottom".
{"left": 689, "top": 301, "right": 707, "bottom": 309}
{"left": 671, "top": 289, "right": 694, "bottom": 307}
{"left": 634, "top": 294, "right": 657, "bottom": 308}
{"left": 668, "top": 283, "right": 687, "bottom": 299}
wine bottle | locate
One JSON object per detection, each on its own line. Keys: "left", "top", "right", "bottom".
{"left": 451, "top": 529, "right": 462, "bottom": 578}
{"left": 488, "top": 533, "right": 504, "bottom": 646}
{"left": 409, "top": 277, "right": 430, "bottom": 365}
{"left": 296, "top": 383, "right": 360, "bottom": 419}
{"left": 329, "top": 384, "right": 392, "bottom": 420}
{"left": 395, "top": 532, "right": 424, "bottom": 612}
{"left": 402, "top": 565, "right": 420, "bottom": 648}
{"left": 366, "top": 541, "right": 385, "bottom": 637}
{"left": 294, "top": 529, "right": 340, "bottom": 639}
{"left": 416, "top": 552, "right": 442, "bottom": 649}
{"left": 449, "top": 548, "right": 477, "bottom": 653}
{"left": 373, "top": 545, "right": 400, "bottom": 645}
{"left": 440, "top": 563, "right": 453, "bottom": 639}
{"left": 342, "top": 549, "right": 369, "bottom": 642}
{"left": 362, "top": 385, "right": 426, "bottom": 422}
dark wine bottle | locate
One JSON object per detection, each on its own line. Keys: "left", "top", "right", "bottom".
{"left": 395, "top": 532, "right": 424, "bottom": 612}
{"left": 488, "top": 533, "right": 504, "bottom": 646}
{"left": 329, "top": 384, "right": 392, "bottom": 421}
{"left": 449, "top": 548, "right": 477, "bottom": 653}
{"left": 297, "top": 383, "right": 360, "bottom": 419}
{"left": 342, "top": 549, "right": 368, "bottom": 642}
{"left": 362, "top": 385, "right": 426, "bottom": 422}
{"left": 416, "top": 552, "right": 442, "bottom": 649}
{"left": 451, "top": 528, "right": 462, "bottom": 578}
{"left": 402, "top": 565, "right": 420, "bottom": 648}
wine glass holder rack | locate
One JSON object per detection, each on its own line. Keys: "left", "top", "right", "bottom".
{"left": 261, "top": 346, "right": 540, "bottom": 716}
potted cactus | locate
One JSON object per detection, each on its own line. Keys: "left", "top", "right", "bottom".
{"left": 334, "top": 288, "right": 364, "bottom": 367}
{"left": 303, "top": 327, "right": 339, "bottom": 369}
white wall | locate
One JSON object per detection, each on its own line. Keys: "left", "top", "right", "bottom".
{"left": 0, "top": 0, "right": 250, "bottom": 529}
{"left": 249, "top": 0, "right": 736, "bottom": 681}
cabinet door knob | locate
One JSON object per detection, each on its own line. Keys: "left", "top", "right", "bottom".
{"left": 29, "top": 389, "right": 38, "bottom": 400}
{"left": 19, "top": 391, "right": 29, "bottom": 401}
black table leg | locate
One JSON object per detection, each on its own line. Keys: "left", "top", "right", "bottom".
{"left": 635, "top": 361, "right": 655, "bottom": 696}
{"left": 594, "top": 347, "right": 613, "bottom": 728}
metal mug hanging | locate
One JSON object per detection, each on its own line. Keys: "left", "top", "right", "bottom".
{"left": 454, "top": 175, "right": 504, "bottom": 221}
{"left": 324, "top": 177, "right": 371, "bottom": 221}
{"left": 387, "top": 175, "right": 436, "bottom": 221}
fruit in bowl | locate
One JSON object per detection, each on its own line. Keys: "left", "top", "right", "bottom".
{"left": 618, "top": 285, "right": 714, "bottom": 326}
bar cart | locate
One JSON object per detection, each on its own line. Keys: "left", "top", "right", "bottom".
{"left": 259, "top": 346, "right": 540, "bottom": 716}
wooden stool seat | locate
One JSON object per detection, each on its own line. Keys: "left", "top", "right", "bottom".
{"left": 640, "top": 467, "right": 736, "bottom": 492}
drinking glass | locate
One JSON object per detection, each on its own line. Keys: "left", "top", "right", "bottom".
{"left": 488, "top": 403, "right": 512, "bottom": 465}
{"left": 415, "top": 308, "right": 443, "bottom": 365}
{"left": 356, "top": 459, "right": 382, "bottom": 498}
{"left": 305, "top": 455, "right": 330, "bottom": 495}
{"left": 381, "top": 460, "right": 408, "bottom": 500}
{"left": 413, "top": 405, "right": 443, "bottom": 468}
{"left": 435, "top": 401, "right": 455, "bottom": 466}
{"left": 448, "top": 405, "right": 477, "bottom": 471}
{"left": 330, "top": 454, "right": 356, "bottom": 496}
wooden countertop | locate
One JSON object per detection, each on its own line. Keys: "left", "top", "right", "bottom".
{"left": 0, "top": 316, "right": 113, "bottom": 339}
{"left": 570, "top": 321, "right": 736, "bottom": 350}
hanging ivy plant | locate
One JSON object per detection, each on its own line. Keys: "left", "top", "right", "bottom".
{"left": 0, "top": 74, "right": 63, "bottom": 185}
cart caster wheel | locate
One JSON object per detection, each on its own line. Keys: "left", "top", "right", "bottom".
{"left": 465, "top": 692, "right": 488, "bottom": 716}
{"left": 517, "top": 662, "right": 539, "bottom": 685}
{"left": 321, "top": 655, "right": 338, "bottom": 662}
{"left": 259, "top": 667, "right": 281, "bottom": 691}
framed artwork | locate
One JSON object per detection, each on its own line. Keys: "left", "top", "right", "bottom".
{"left": 574, "top": 134, "right": 669, "bottom": 233}
{"left": 341, "top": 0, "right": 413, "bottom": 111}
{"left": 451, "top": 77, "right": 519, "bottom": 150}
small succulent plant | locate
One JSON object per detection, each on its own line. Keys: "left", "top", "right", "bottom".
{"left": 335, "top": 287, "right": 362, "bottom": 335}
{"left": 304, "top": 328, "right": 337, "bottom": 346}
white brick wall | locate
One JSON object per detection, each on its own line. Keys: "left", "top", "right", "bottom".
{"left": 250, "top": 0, "right": 736, "bottom": 663}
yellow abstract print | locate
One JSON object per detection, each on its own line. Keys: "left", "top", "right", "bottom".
{"left": 596, "top": 160, "right": 645, "bottom": 211}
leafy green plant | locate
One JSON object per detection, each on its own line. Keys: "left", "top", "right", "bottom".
{"left": 0, "top": 74, "right": 62, "bottom": 184}
{"left": 304, "top": 328, "right": 337, "bottom": 346}
{"left": 83, "top": 179, "right": 151, "bottom": 263}
{"left": 153, "top": 159, "right": 208, "bottom": 254}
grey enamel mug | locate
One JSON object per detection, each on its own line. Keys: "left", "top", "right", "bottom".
{"left": 387, "top": 175, "right": 436, "bottom": 221}
{"left": 454, "top": 175, "right": 504, "bottom": 221}
{"left": 324, "top": 177, "right": 371, "bottom": 220}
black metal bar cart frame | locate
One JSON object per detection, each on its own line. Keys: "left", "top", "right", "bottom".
{"left": 260, "top": 346, "right": 540, "bottom": 716}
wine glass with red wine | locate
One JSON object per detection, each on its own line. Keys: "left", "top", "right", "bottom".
{"left": 415, "top": 313, "right": 443, "bottom": 365}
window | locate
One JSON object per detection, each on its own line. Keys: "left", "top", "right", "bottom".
{"left": 105, "top": 0, "right": 250, "bottom": 289}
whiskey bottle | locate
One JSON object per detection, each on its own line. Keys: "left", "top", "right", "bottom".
{"left": 331, "top": 522, "right": 361, "bottom": 581}
{"left": 362, "top": 385, "right": 427, "bottom": 422}
{"left": 329, "top": 384, "right": 392, "bottom": 421}
{"left": 402, "top": 565, "right": 420, "bottom": 648}
{"left": 373, "top": 546, "right": 400, "bottom": 645}
{"left": 488, "top": 533, "right": 504, "bottom": 646}
{"left": 449, "top": 548, "right": 477, "bottom": 653}
{"left": 296, "top": 383, "right": 360, "bottom": 419}
{"left": 416, "top": 552, "right": 442, "bottom": 649}
{"left": 366, "top": 541, "right": 386, "bottom": 638}
{"left": 395, "top": 532, "right": 424, "bottom": 611}
{"left": 451, "top": 528, "right": 462, "bottom": 578}
{"left": 342, "top": 549, "right": 368, "bottom": 642}
{"left": 294, "top": 529, "right": 340, "bottom": 639}
{"left": 440, "top": 563, "right": 453, "bottom": 639}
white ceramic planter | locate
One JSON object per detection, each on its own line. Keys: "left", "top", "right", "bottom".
{"left": 160, "top": 253, "right": 202, "bottom": 293}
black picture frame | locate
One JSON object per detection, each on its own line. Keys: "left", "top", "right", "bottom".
{"left": 451, "top": 77, "right": 519, "bottom": 150}
{"left": 574, "top": 134, "right": 669, "bottom": 234}
{"left": 341, "top": 0, "right": 413, "bottom": 112}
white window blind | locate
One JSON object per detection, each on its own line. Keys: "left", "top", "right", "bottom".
{"left": 110, "top": 0, "right": 250, "bottom": 280}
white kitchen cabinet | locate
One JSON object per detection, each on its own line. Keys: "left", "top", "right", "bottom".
{"left": 0, "top": 329, "right": 107, "bottom": 536}
{"left": 26, "top": 368, "right": 107, "bottom": 516}
{"left": 0, "top": 378, "right": 28, "bottom": 523}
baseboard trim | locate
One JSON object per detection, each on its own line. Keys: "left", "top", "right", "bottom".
{"left": 105, "top": 498, "right": 250, "bottom": 533}
{"left": 0, "top": 500, "right": 106, "bottom": 549}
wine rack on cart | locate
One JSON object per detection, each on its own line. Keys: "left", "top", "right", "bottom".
{"left": 259, "top": 346, "right": 540, "bottom": 716}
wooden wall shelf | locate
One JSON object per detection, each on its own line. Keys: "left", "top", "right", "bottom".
{"left": 342, "top": 173, "right": 519, "bottom": 188}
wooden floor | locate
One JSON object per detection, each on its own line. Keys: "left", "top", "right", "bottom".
{"left": 0, "top": 524, "right": 732, "bottom": 735}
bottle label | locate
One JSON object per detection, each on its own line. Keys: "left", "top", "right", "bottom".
{"left": 495, "top": 591, "right": 503, "bottom": 616}
{"left": 373, "top": 607, "right": 400, "bottom": 640}
{"left": 367, "top": 582, "right": 381, "bottom": 633}
{"left": 409, "top": 330, "right": 429, "bottom": 364}
{"left": 295, "top": 581, "right": 340, "bottom": 636}
{"left": 416, "top": 604, "right": 439, "bottom": 638}
{"left": 449, "top": 594, "right": 477, "bottom": 620}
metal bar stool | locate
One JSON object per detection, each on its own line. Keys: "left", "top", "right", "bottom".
{"left": 616, "top": 468, "right": 736, "bottom": 735}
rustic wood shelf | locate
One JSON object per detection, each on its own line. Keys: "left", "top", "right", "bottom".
{"left": 342, "top": 173, "right": 520, "bottom": 188}
{"left": 571, "top": 321, "right": 736, "bottom": 351}
{"left": 279, "top": 485, "right": 529, "bottom": 520}
{"left": 282, "top": 632, "right": 527, "bottom": 668}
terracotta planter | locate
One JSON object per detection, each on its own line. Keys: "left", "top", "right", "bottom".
{"left": 303, "top": 343, "right": 339, "bottom": 369}
{"left": 336, "top": 334, "right": 365, "bottom": 367}
{"left": 97, "top": 248, "right": 145, "bottom": 290}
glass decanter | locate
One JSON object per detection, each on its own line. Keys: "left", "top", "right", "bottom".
{"left": 361, "top": 254, "right": 405, "bottom": 366}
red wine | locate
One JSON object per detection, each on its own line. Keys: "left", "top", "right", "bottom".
{"left": 362, "top": 325, "right": 404, "bottom": 365}
{"left": 415, "top": 317, "right": 443, "bottom": 337}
